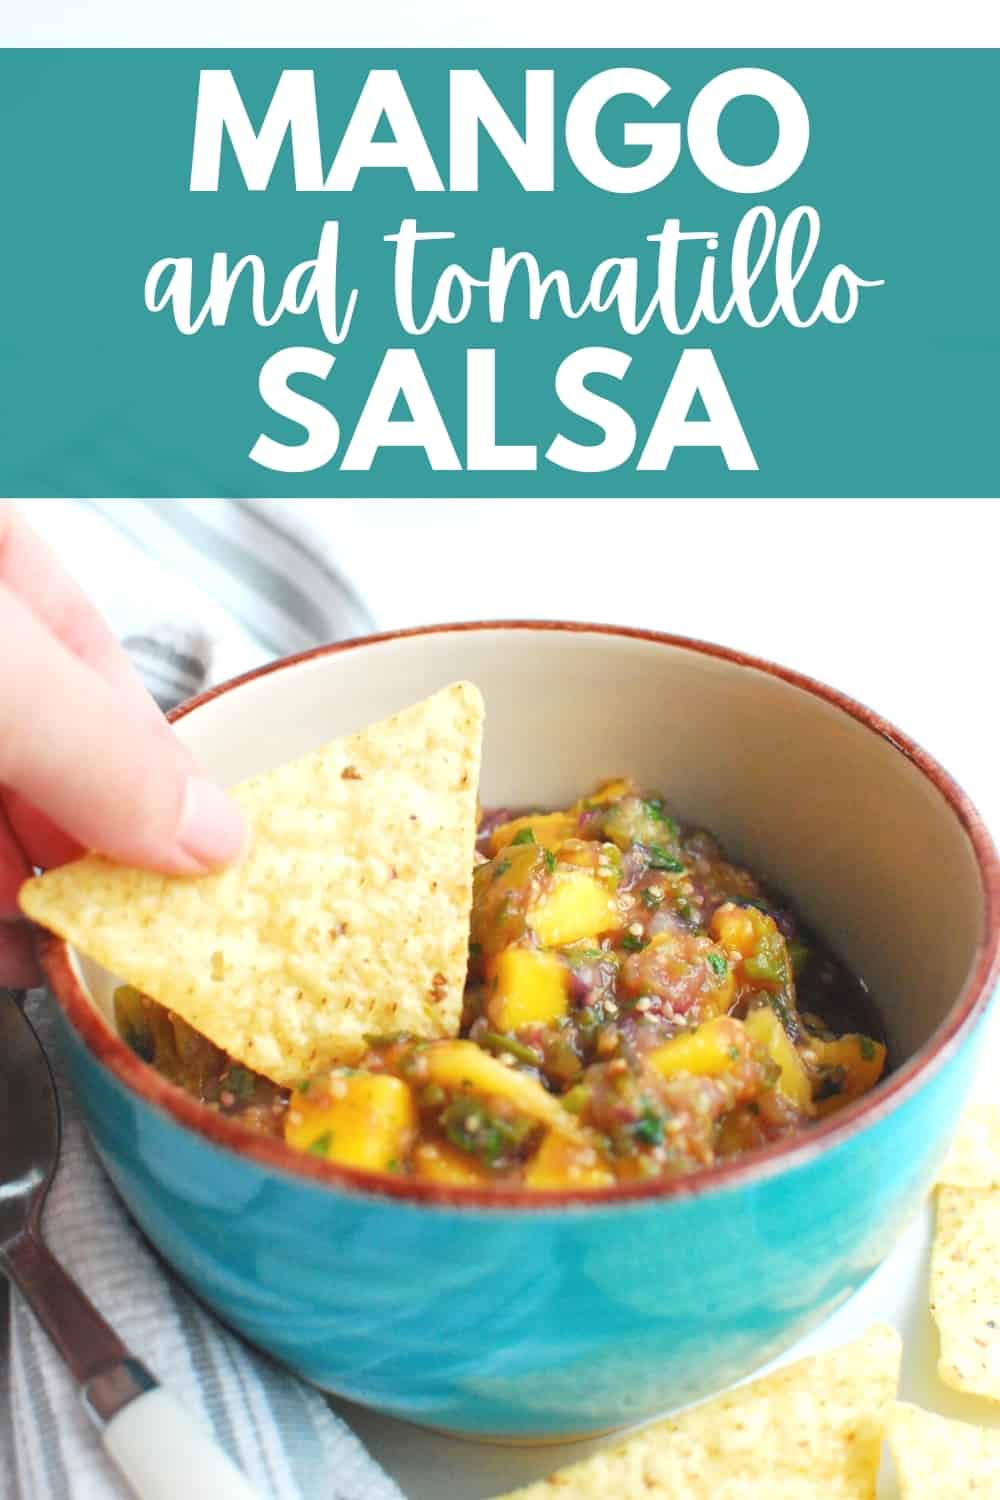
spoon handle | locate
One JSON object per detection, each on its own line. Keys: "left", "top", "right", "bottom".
{"left": 0, "top": 1229, "right": 127, "bottom": 1383}
{"left": 98, "top": 1380, "right": 263, "bottom": 1500}
{"left": 3, "top": 1231, "right": 261, "bottom": 1500}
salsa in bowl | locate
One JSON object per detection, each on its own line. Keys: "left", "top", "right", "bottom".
{"left": 31, "top": 623, "right": 1000, "bottom": 1439}
{"left": 113, "top": 777, "right": 885, "bottom": 1190}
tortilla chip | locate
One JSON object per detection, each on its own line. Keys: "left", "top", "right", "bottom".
{"left": 938, "top": 1102, "right": 1000, "bottom": 1190}
{"left": 20, "top": 682, "right": 483, "bottom": 1084}
{"left": 931, "top": 1184, "right": 1000, "bottom": 1399}
{"left": 889, "top": 1402, "right": 1000, "bottom": 1497}
{"left": 491, "top": 1325, "right": 901, "bottom": 1499}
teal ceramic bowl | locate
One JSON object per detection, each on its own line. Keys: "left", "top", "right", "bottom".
{"left": 40, "top": 624, "right": 1000, "bottom": 1439}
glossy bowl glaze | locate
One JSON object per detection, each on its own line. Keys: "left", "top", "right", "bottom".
{"left": 40, "top": 624, "right": 1000, "bottom": 1439}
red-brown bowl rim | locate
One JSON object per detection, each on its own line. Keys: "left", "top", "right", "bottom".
{"left": 38, "top": 620, "right": 1000, "bottom": 1212}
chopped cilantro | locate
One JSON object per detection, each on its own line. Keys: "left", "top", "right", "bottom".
{"left": 492, "top": 858, "right": 512, "bottom": 880}
{"left": 647, "top": 845, "right": 685, "bottom": 874}
{"left": 858, "top": 1035, "right": 876, "bottom": 1062}
{"left": 622, "top": 933, "right": 647, "bottom": 953}
{"left": 308, "top": 1132, "right": 334, "bottom": 1156}
{"left": 442, "top": 1097, "right": 536, "bottom": 1166}
{"left": 641, "top": 888, "right": 663, "bottom": 910}
{"left": 707, "top": 952, "right": 728, "bottom": 979}
{"left": 468, "top": 941, "right": 482, "bottom": 959}
{"left": 642, "top": 799, "right": 680, "bottom": 837}
{"left": 631, "top": 1109, "right": 665, "bottom": 1146}
{"left": 543, "top": 848, "right": 557, "bottom": 873}
{"left": 225, "top": 1065, "right": 256, "bottom": 1102}
{"left": 296, "top": 1078, "right": 312, "bottom": 1096}
{"left": 511, "top": 827, "right": 536, "bottom": 845}
{"left": 569, "top": 947, "right": 604, "bottom": 964}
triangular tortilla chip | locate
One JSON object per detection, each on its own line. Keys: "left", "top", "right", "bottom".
{"left": 21, "top": 682, "right": 484, "bottom": 1084}
{"left": 889, "top": 1402, "right": 1000, "bottom": 1498}
{"left": 931, "top": 1184, "right": 1000, "bottom": 1400}
{"left": 491, "top": 1325, "right": 901, "bottom": 1499}
{"left": 937, "top": 1102, "right": 1000, "bottom": 1190}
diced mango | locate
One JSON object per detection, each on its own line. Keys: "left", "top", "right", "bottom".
{"left": 489, "top": 811, "right": 577, "bottom": 855}
{"left": 711, "top": 903, "right": 791, "bottom": 993}
{"left": 412, "top": 1141, "right": 490, "bottom": 1185}
{"left": 488, "top": 947, "right": 569, "bottom": 1032}
{"left": 711, "top": 903, "right": 758, "bottom": 958}
{"left": 809, "top": 1034, "right": 887, "bottom": 1118}
{"left": 648, "top": 1016, "right": 749, "bottom": 1080}
{"left": 423, "top": 1040, "right": 587, "bottom": 1141}
{"left": 744, "top": 1004, "right": 814, "bottom": 1114}
{"left": 523, "top": 1130, "right": 615, "bottom": 1191}
{"left": 527, "top": 871, "right": 619, "bottom": 947}
{"left": 574, "top": 778, "right": 634, "bottom": 809}
{"left": 284, "top": 1073, "right": 415, "bottom": 1172}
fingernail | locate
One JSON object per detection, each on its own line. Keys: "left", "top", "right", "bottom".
{"left": 178, "top": 778, "right": 247, "bottom": 870}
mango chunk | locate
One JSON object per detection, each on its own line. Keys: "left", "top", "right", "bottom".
{"left": 285, "top": 1073, "right": 414, "bottom": 1172}
{"left": 711, "top": 903, "right": 758, "bottom": 958}
{"left": 809, "top": 1034, "right": 887, "bottom": 1117}
{"left": 574, "top": 778, "right": 634, "bottom": 809}
{"left": 423, "top": 1040, "right": 587, "bottom": 1141}
{"left": 711, "top": 902, "right": 791, "bottom": 993}
{"left": 489, "top": 948, "right": 569, "bottom": 1031}
{"left": 648, "top": 1016, "right": 749, "bottom": 1080}
{"left": 527, "top": 871, "right": 619, "bottom": 948}
{"left": 744, "top": 1004, "right": 814, "bottom": 1114}
{"left": 524, "top": 1130, "right": 615, "bottom": 1191}
{"left": 412, "top": 1141, "right": 490, "bottom": 1185}
{"left": 489, "top": 811, "right": 577, "bottom": 855}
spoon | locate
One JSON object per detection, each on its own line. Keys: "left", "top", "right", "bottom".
{"left": 0, "top": 990, "right": 261, "bottom": 1500}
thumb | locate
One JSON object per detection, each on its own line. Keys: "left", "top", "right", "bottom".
{"left": 0, "top": 585, "right": 245, "bottom": 875}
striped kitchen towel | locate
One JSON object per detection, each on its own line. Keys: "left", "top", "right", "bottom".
{"left": 17, "top": 498, "right": 373, "bottom": 701}
{"left": 0, "top": 991, "right": 405, "bottom": 1500}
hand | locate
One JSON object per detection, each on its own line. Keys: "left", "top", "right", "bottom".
{"left": 0, "top": 503, "right": 247, "bottom": 987}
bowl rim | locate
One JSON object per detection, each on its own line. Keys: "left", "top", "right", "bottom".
{"left": 39, "top": 619, "right": 1000, "bottom": 1213}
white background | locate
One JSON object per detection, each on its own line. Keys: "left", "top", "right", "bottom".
{"left": 4, "top": 9, "right": 1000, "bottom": 1497}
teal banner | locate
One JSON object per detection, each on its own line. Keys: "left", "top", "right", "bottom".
{"left": 0, "top": 50, "right": 996, "bottom": 496}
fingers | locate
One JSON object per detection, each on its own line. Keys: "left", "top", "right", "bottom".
{"left": 0, "top": 800, "right": 32, "bottom": 918}
{"left": 0, "top": 921, "right": 41, "bottom": 989}
{"left": 2, "top": 791, "right": 83, "bottom": 871}
{"left": 0, "top": 584, "right": 246, "bottom": 875}
{"left": 0, "top": 502, "right": 190, "bottom": 759}
{"left": 0, "top": 802, "right": 41, "bottom": 986}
